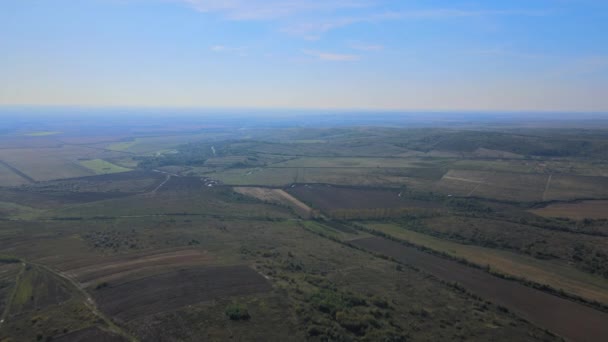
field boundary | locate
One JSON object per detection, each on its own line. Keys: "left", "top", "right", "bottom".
{"left": 0, "top": 160, "right": 35, "bottom": 183}
{"left": 352, "top": 223, "right": 608, "bottom": 313}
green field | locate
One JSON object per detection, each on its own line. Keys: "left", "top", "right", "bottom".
{"left": 79, "top": 159, "right": 132, "bottom": 174}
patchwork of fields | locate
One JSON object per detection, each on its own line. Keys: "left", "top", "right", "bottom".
{"left": 1, "top": 125, "right": 608, "bottom": 341}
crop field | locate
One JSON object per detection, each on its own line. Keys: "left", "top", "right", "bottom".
{"left": 213, "top": 165, "right": 444, "bottom": 188}
{"left": 0, "top": 161, "right": 31, "bottom": 186}
{"left": 453, "top": 159, "right": 608, "bottom": 177}
{"left": 0, "top": 263, "right": 105, "bottom": 342}
{"left": 0, "top": 147, "right": 100, "bottom": 181}
{"left": 272, "top": 156, "right": 430, "bottom": 168}
{"left": 79, "top": 159, "right": 132, "bottom": 175}
{"left": 28, "top": 170, "right": 165, "bottom": 194}
{"left": 363, "top": 222, "right": 608, "bottom": 305}
{"left": 107, "top": 140, "right": 138, "bottom": 152}
{"left": 350, "top": 236, "right": 608, "bottom": 342}
{"left": 287, "top": 185, "right": 443, "bottom": 212}
{"left": 93, "top": 265, "right": 271, "bottom": 322}
{"left": 421, "top": 215, "right": 608, "bottom": 277}
{"left": 104, "top": 133, "right": 217, "bottom": 154}
{"left": 531, "top": 200, "right": 608, "bottom": 219}
{"left": 543, "top": 175, "right": 608, "bottom": 201}
{"left": 1, "top": 122, "right": 608, "bottom": 341}
{"left": 234, "top": 187, "right": 314, "bottom": 218}
{"left": 61, "top": 249, "right": 214, "bottom": 286}
{"left": 434, "top": 169, "right": 549, "bottom": 201}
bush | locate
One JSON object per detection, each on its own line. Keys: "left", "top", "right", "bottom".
{"left": 225, "top": 303, "right": 251, "bottom": 321}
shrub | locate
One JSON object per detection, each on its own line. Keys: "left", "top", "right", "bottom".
{"left": 225, "top": 303, "right": 251, "bottom": 321}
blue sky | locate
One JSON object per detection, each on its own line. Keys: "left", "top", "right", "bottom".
{"left": 1, "top": 0, "right": 607, "bottom": 111}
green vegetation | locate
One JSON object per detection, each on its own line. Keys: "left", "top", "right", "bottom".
{"left": 1, "top": 122, "right": 608, "bottom": 341}
{"left": 79, "top": 159, "right": 132, "bottom": 174}
{"left": 362, "top": 222, "right": 608, "bottom": 305}
{"left": 225, "top": 303, "right": 251, "bottom": 320}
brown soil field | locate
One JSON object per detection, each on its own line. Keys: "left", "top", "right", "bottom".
{"left": 531, "top": 200, "right": 608, "bottom": 220}
{"left": 234, "top": 187, "right": 314, "bottom": 218}
{"left": 351, "top": 236, "right": 608, "bottom": 342}
{"left": 93, "top": 265, "right": 271, "bottom": 322}
{"left": 0, "top": 172, "right": 167, "bottom": 209}
{"left": 435, "top": 170, "right": 547, "bottom": 201}
{"left": 53, "top": 327, "right": 129, "bottom": 342}
{"left": 63, "top": 170, "right": 163, "bottom": 183}
{"left": 0, "top": 188, "right": 135, "bottom": 209}
{"left": 62, "top": 249, "right": 214, "bottom": 287}
{"left": 158, "top": 176, "right": 204, "bottom": 192}
{"left": 287, "top": 185, "right": 441, "bottom": 211}
{"left": 472, "top": 148, "right": 524, "bottom": 159}
{"left": 27, "top": 171, "right": 165, "bottom": 194}
{"left": 544, "top": 175, "right": 608, "bottom": 201}
{"left": 0, "top": 146, "right": 130, "bottom": 182}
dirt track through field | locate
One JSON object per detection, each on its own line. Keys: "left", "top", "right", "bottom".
{"left": 351, "top": 236, "right": 608, "bottom": 342}
{"left": 234, "top": 187, "right": 313, "bottom": 218}
{"left": 0, "top": 160, "right": 35, "bottom": 183}
{"left": 543, "top": 174, "right": 553, "bottom": 201}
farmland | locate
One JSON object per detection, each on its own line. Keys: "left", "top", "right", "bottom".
{"left": 79, "top": 159, "right": 132, "bottom": 175}
{"left": 531, "top": 201, "right": 608, "bottom": 220}
{"left": 0, "top": 115, "right": 607, "bottom": 341}
{"left": 361, "top": 222, "right": 608, "bottom": 305}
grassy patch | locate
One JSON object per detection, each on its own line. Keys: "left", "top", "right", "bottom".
{"left": 79, "top": 159, "right": 132, "bottom": 175}
{"left": 13, "top": 269, "right": 33, "bottom": 306}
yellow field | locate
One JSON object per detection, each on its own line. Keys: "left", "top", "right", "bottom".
{"left": 364, "top": 222, "right": 608, "bottom": 305}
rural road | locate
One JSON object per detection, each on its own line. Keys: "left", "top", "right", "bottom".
{"left": 351, "top": 236, "right": 608, "bottom": 342}
{"left": 31, "top": 262, "right": 139, "bottom": 342}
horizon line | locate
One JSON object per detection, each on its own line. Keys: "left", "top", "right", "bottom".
{"left": 1, "top": 104, "right": 608, "bottom": 116}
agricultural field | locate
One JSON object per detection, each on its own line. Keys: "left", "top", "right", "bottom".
{"left": 79, "top": 159, "right": 132, "bottom": 175}
{"left": 362, "top": 222, "right": 608, "bottom": 305}
{"left": 0, "top": 162, "right": 31, "bottom": 186}
{"left": 1, "top": 117, "right": 608, "bottom": 341}
{"left": 531, "top": 200, "right": 608, "bottom": 220}
{"left": 234, "top": 187, "right": 314, "bottom": 218}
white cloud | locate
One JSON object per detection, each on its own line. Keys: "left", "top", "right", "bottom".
{"left": 350, "top": 43, "right": 384, "bottom": 51}
{"left": 175, "top": 1, "right": 551, "bottom": 39}
{"left": 303, "top": 50, "right": 360, "bottom": 61}
{"left": 180, "top": 0, "right": 371, "bottom": 20}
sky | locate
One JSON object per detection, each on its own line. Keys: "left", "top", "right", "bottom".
{"left": 0, "top": 0, "right": 607, "bottom": 112}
